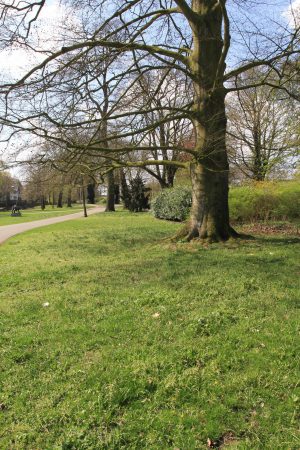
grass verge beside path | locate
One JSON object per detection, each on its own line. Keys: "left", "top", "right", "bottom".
{"left": 0, "top": 211, "right": 299, "bottom": 449}
{"left": 0, "top": 204, "right": 93, "bottom": 226}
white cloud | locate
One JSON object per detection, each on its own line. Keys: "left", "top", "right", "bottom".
{"left": 283, "top": 0, "right": 300, "bottom": 28}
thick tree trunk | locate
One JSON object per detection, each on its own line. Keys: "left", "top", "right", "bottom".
{"left": 188, "top": 163, "right": 237, "bottom": 241}
{"left": 186, "top": 89, "right": 238, "bottom": 241}
{"left": 105, "top": 170, "right": 115, "bottom": 212}
{"left": 183, "top": 0, "right": 238, "bottom": 242}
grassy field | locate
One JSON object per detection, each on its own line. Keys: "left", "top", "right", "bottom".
{"left": 0, "top": 211, "right": 299, "bottom": 449}
{"left": 0, "top": 204, "right": 92, "bottom": 226}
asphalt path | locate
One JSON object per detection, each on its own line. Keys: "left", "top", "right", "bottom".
{"left": 0, "top": 206, "right": 105, "bottom": 245}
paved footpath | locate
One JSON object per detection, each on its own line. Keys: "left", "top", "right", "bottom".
{"left": 0, "top": 206, "right": 105, "bottom": 245}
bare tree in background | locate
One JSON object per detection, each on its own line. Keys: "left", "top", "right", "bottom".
{"left": 127, "top": 69, "right": 193, "bottom": 188}
{"left": 227, "top": 69, "right": 299, "bottom": 181}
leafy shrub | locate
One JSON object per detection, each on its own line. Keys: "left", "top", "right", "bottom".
{"left": 229, "top": 181, "right": 300, "bottom": 222}
{"left": 152, "top": 187, "right": 192, "bottom": 221}
{"left": 152, "top": 181, "right": 300, "bottom": 222}
{"left": 98, "top": 197, "right": 107, "bottom": 205}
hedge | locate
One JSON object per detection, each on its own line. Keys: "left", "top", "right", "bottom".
{"left": 229, "top": 181, "right": 300, "bottom": 222}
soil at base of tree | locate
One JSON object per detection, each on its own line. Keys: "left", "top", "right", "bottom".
{"left": 237, "top": 222, "right": 299, "bottom": 236}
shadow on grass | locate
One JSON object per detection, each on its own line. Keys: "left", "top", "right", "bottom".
{"left": 255, "top": 236, "right": 300, "bottom": 245}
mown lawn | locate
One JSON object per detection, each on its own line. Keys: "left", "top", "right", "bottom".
{"left": 0, "top": 211, "right": 299, "bottom": 449}
{"left": 0, "top": 204, "right": 92, "bottom": 226}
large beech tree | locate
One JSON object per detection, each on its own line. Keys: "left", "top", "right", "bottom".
{"left": 0, "top": 0, "right": 299, "bottom": 241}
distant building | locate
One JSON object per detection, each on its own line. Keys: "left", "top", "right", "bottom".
{"left": 0, "top": 176, "right": 22, "bottom": 207}
{"left": 98, "top": 185, "right": 108, "bottom": 196}
{"left": 9, "top": 189, "right": 20, "bottom": 201}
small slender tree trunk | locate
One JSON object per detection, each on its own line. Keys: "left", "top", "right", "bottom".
{"left": 67, "top": 188, "right": 72, "bottom": 207}
{"left": 82, "top": 183, "right": 87, "bottom": 217}
{"left": 165, "top": 165, "right": 176, "bottom": 188}
{"left": 120, "top": 169, "right": 131, "bottom": 209}
{"left": 52, "top": 192, "right": 55, "bottom": 208}
{"left": 41, "top": 195, "right": 46, "bottom": 210}
{"left": 105, "top": 170, "right": 115, "bottom": 212}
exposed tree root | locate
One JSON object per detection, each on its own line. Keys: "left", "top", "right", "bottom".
{"left": 170, "top": 222, "right": 254, "bottom": 244}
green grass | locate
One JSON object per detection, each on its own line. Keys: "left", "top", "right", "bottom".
{"left": 0, "top": 211, "right": 299, "bottom": 449}
{"left": 0, "top": 204, "right": 92, "bottom": 226}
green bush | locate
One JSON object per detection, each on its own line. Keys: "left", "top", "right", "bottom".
{"left": 229, "top": 181, "right": 300, "bottom": 222}
{"left": 152, "top": 187, "right": 192, "bottom": 221}
{"left": 152, "top": 181, "right": 300, "bottom": 222}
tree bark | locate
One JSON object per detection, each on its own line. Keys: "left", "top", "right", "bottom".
{"left": 41, "top": 195, "right": 46, "bottom": 210}
{"left": 105, "top": 170, "right": 115, "bottom": 212}
{"left": 82, "top": 184, "right": 87, "bottom": 217}
{"left": 87, "top": 183, "right": 95, "bottom": 204}
{"left": 166, "top": 166, "right": 176, "bottom": 188}
{"left": 189, "top": 162, "right": 237, "bottom": 241}
{"left": 183, "top": 0, "right": 237, "bottom": 242}
{"left": 120, "top": 168, "right": 131, "bottom": 209}
{"left": 187, "top": 89, "right": 238, "bottom": 241}
{"left": 67, "top": 187, "right": 72, "bottom": 207}
{"left": 57, "top": 190, "right": 63, "bottom": 208}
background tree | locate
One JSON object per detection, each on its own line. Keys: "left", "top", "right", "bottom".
{"left": 87, "top": 181, "right": 96, "bottom": 204}
{"left": 127, "top": 69, "right": 193, "bottom": 188}
{"left": 127, "top": 174, "right": 150, "bottom": 213}
{"left": 227, "top": 70, "right": 299, "bottom": 181}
